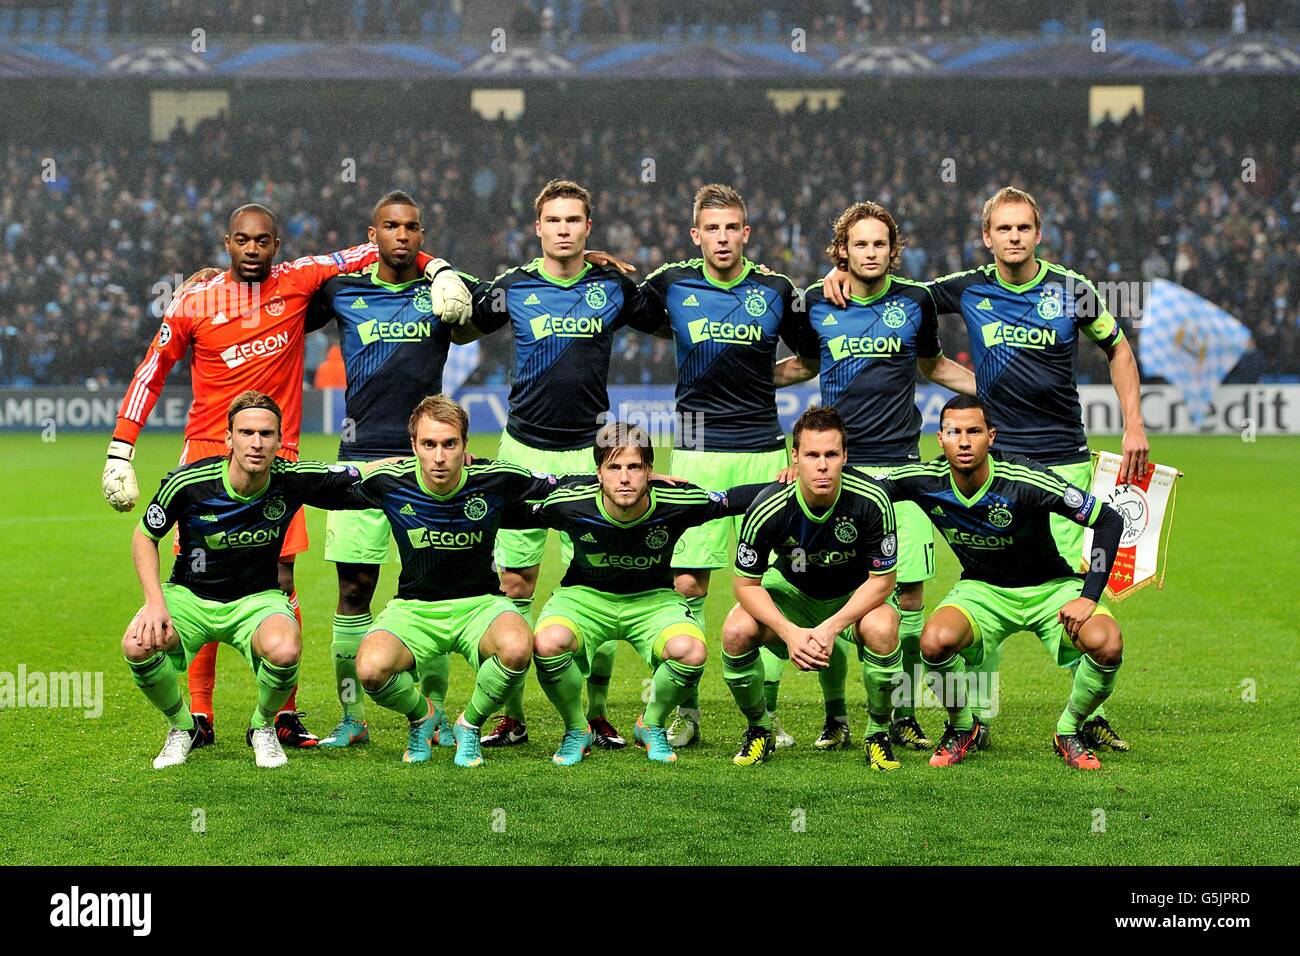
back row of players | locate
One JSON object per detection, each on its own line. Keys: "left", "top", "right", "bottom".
{"left": 107, "top": 180, "right": 1148, "bottom": 770}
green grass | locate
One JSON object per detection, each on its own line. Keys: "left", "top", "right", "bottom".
{"left": 1, "top": 433, "right": 1296, "bottom": 865}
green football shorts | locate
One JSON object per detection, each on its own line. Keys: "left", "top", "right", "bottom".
{"left": 536, "top": 585, "right": 705, "bottom": 677}
{"left": 1047, "top": 459, "right": 1095, "bottom": 572}
{"left": 370, "top": 594, "right": 521, "bottom": 680}
{"left": 161, "top": 583, "right": 295, "bottom": 674}
{"left": 493, "top": 430, "right": 591, "bottom": 570}
{"left": 669, "top": 446, "right": 789, "bottom": 569}
{"left": 325, "top": 461, "right": 393, "bottom": 564}
{"left": 757, "top": 568, "right": 901, "bottom": 660}
{"left": 858, "top": 464, "right": 937, "bottom": 583}
{"left": 935, "top": 576, "right": 1115, "bottom": 669}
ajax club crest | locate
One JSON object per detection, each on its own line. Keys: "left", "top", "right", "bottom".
{"left": 584, "top": 284, "right": 608, "bottom": 310}
{"left": 987, "top": 503, "right": 1013, "bottom": 528}
{"left": 1036, "top": 286, "right": 1063, "bottom": 321}
{"left": 833, "top": 518, "right": 858, "bottom": 543}
{"left": 464, "top": 497, "right": 488, "bottom": 521}
{"left": 881, "top": 300, "right": 907, "bottom": 329}
{"left": 744, "top": 288, "right": 767, "bottom": 317}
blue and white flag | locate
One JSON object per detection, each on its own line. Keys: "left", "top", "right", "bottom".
{"left": 1138, "top": 279, "right": 1250, "bottom": 425}
{"left": 443, "top": 340, "right": 480, "bottom": 398}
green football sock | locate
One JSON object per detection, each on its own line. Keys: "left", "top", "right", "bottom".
{"left": 126, "top": 651, "right": 194, "bottom": 730}
{"left": 723, "top": 649, "right": 770, "bottom": 729}
{"left": 645, "top": 658, "right": 704, "bottom": 727}
{"left": 535, "top": 652, "right": 586, "bottom": 732}
{"left": 860, "top": 644, "right": 903, "bottom": 734}
{"left": 586, "top": 641, "right": 617, "bottom": 719}
{"left": 969, "top": 637, "right": 1001, "bottom": 721}
{"left": 760, "top": 643, "right": 785, "bottom": 713}
{"left": 926, "top": 652, "right": 973, "bottom": 731}
{"left": 819, "top": 637, "right": 849, "bottom": 720}
{"left": 678, "top": 595, "right": 707, "bottom": 711}
{"left": 466, "top": 655, "right": 529, "bottom": 728}
{"left": 368, "top": 671, "right": 428, "bottom": 723}
{"left": 419, "top": 654, "right": 450, "bottom": 710}
{"left": 893, "top": 607, "right": 925, "bottom": 718}
{"left": 495, "top": 598, "right": 534, "bottom": 722}
{"left": 1057, "top": 654, "right": 1120, "bottom": 735}
{"left": 253, "top": 658, "right": 299, "bottom": 729}
{"left": 331, "top": 611, "right": 371, "bottom": 719}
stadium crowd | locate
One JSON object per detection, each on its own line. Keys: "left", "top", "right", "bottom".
{"left": 1, "top": 105, "right": 1296, "bottom": 387}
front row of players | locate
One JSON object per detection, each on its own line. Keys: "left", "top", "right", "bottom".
{"left": 124, "top": 390, "right": 1126, "bottom": 772}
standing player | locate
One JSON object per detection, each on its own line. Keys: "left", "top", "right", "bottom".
{"left": 723, "top": 406, "right": 902, "bottom": 769}
{"left": 636, "top": 183, "right": 820, "bottom": 750}
{"left": 525, "top": 421, "right": 766, "bottom": 765}
{"left": 304, "top": 190, "right": 473, "bottom": 750}
{"left": 104, "top": 203, "right": 470, "bottom": 748}
{"left": 775, "top": 202, "right": 974, "bottom": 752}
{"left": 122, "top": 392, "right": 373, "bottom": 769}
{"left": 874, "top": 395, "right": 1126, "bottom": 769}
{"left": 347, "top": 396, "right": 563, "bottom": 768}
{"left": 822, "top": 187, "right": 1145, "bottom": 751}
{"left": 448, "top": 180, "right": 661, "bottom": 750}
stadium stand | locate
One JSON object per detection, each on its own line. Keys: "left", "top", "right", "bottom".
{"left": 1, "top": 104, "right": 1295, "bottom": 389}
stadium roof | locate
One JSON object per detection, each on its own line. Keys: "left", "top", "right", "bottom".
{"left": 2, "top": 36, "right": 1299, "bottom": 79}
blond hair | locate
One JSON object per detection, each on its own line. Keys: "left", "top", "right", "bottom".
{"left": 407, "top": 394, "right": 469, "bottom": 442}
{"left": 981, "top": 186, "right": 1041, "bottom": 233}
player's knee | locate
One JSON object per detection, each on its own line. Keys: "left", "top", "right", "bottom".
{"left": 259, "top": 629, "right": 301, "bottom": 669}
{"left": 673, "top": 573, "right": 708, "bottom": 600}
{"left": 857, "top": 611, "right": 900, "bottom": 656}
{"left": 499, "top": 568, "right": 538, "bottom": 601}
{"left": 1082, "top": 619, "right": 1123, "bottom": 667}
{"left": 920, "top": 625, "right": 957, "bottom": 663}
{"left": 354, "top": 644, "right": 391, "bottom": 691}
{"left": 336, "top": 569, "right": 376, "bottom": 614}
{"left": 533, "top": 626, "right": 574, "bottom": 659}
{"left": 721, "top": 613, "right": 757, "bottom": 656}
{"left": 664, "top": 634, "right": 707, "bottom": 667}
{"left": 120, "top": 633, "right": 150, "bottom": 662}
{"left": 896, "top": 583, "right": 925, "bottom": 612}
{"left": 494, "top": 621, "right": 534, "bottom": 671}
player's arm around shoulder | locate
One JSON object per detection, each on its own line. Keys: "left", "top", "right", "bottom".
{"left": 282, "top": 459, "right": 377, "bottom": 512}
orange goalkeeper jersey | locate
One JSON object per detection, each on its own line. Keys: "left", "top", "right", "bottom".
{"left": 114, "top": 243, "right": 432, "bottom": 454}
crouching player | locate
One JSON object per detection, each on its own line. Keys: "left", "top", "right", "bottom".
{"left": 124, "top": 391, "right": 375, "bottom": 769}
{"left": 875, "top": 395, "right": 1126, "bottom": 770}
{"left": 723, "top": 406, "right": 902, "bottom": 770}
{"left": 528, "top": 421, "right": 766, "bottom": 766}
{"left": 351, "top": 395, "right": 561, "bottom": 768}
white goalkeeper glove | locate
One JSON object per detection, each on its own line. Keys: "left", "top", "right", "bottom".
{"left": 103, "top": 439, "right": 139, "bottom": 512}
{"left": 424, "top": 258, "right": 473, "bottom": 326}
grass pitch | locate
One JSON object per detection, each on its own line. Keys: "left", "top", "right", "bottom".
{"left": 1, "top": 433, "right": 1295, "bottom": 865}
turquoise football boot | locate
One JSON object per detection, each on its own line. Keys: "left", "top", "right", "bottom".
{"left": 551, "top": 726, "right": 593, "bottom": 766}
{"left": 634, "top": 715, "right": 678, "bottom": 764}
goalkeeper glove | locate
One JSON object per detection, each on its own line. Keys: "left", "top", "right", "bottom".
{"left": 424, "top": 258, "right": 473, "bottom": 326}
{"left": 103, "top": 439, "right": 139, "bottom": 512}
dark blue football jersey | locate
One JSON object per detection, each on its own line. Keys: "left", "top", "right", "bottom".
{"left": 639, "top": 258, "right": 818, "bottom": 453}
{"left": 928, "top": 260, "right": 1123, "bottom": 464}
{"left": 806, "top": 275, "right": 942, "bottom": 465}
